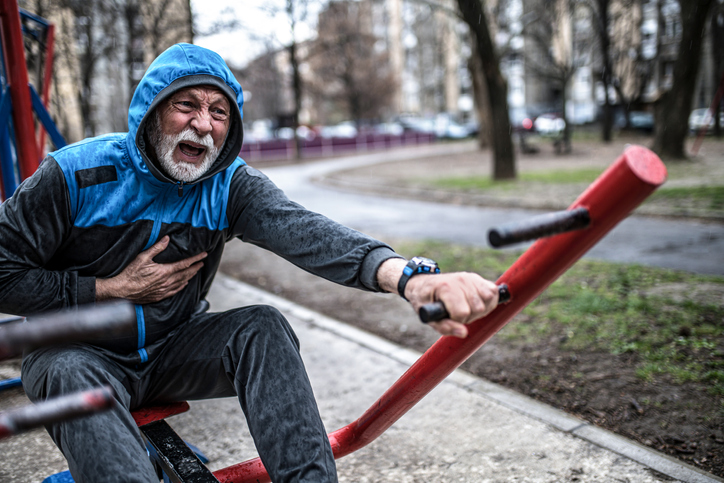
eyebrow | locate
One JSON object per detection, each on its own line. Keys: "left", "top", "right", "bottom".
{"left": 171, "top": 90, "right": 229, "bottom": 107}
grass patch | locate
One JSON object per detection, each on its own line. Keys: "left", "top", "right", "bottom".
{"left": 393, "top": 239, "right": 724, "bottom": 392}
{"left": 652, "top": 186, "right": 724, "bottom": 211}
{"left": 433, "top": 168, "right": 604, "bottom": 191}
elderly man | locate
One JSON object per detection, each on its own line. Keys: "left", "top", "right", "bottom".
{"left": 0, "top": 44, "right": 498, "bottom": 482}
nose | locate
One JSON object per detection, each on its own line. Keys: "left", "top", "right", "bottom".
{"left": 190, "top": 110, "right": 213, "bottom": 137}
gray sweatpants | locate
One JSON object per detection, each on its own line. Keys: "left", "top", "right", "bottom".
{"left": 21, "top": 305, "right": 338, "bottom": 483}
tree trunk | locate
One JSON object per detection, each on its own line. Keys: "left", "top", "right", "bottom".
{"left": 558, "top": 80, "right": 572, "bottom": 154}
{"left": 289, "top": 41, "right": 303, "bottom": 161}
{"left": 468, "top": 43, "right": 490, "bottom": 148}
{"left": 596, "top": 0, "right": 614, "bottom": 142}
{"left": 456, "top": 0, "right": 516, "bottom": 180}
{"left": 286, "top": 0, "right": 303, "bottom": 161}
{"left": 652, "top": 0, "right": 716, "bottom": 159}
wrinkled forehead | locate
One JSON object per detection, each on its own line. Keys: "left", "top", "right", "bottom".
{"left": 164, "top": 85, "right": 231, "bottom": 108}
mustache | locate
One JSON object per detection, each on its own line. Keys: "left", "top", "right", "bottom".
{"left": 175, "top": 129, "right": 215, "bottom": 150}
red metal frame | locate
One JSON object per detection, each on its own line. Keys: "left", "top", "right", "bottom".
{"left": 0, "top": 0, "right": 39, "bottom": 180}
{"left": 37, "top": 22, "right": 54, "bottom": 155}
{"left": 212, "top": 145, "right": 667, "bottom": 483}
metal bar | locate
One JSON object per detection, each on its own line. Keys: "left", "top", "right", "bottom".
{"left": 213, "top": 145, "right": 667, "bottom": 483}
{"left": 0, "top": 385, "right": 115, "bottom": 439}
{"left": 0, "top": 376, "right": 21, "bottom": 391}
{"left": 141, "top": 420, "right": 219, "bottom": 483}
{"left": 487, "top": 207, "right": 590, "bottom": 248}
{"left": 37, "top": 22, "right": 54, "bottom": 155}
{"left": 419, "top": 283, "right": 511, "bottom": 323}
{"left": 29, "top": 83, "right": 65, "bottom": 150}
{"left": 0, "top": 75, "right": 19, "bottom": 199}
{"left": 0, "top": 0, "right": 39, "bottom": 179}
{"left": 131, "top": 402, "right": 190, "bottom": 427}
{"left": 0, "top": 300, "right": 136, "bottom": 360}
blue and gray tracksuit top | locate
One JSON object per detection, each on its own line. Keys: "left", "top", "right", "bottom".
{"left": 0, "top": 43, "right": 398, "bottom": 365}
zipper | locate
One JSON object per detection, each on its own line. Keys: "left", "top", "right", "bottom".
{"left": 177, "top": 181, "right": 184, "bottom": 197}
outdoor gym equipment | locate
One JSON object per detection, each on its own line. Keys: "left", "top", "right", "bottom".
{"left": 0, "top": 302, "right": 134, "bottom": 442}
{"left": 419, "top": 206, "right": 591, "bottom": 322}
{"left": 0, "top": 0, "right": 66, "bottom": 199}
{"left": 0, "top": 386, "right": 116, "bottom": 440}
{"left": 210, "top": 145, "right": 666, "bottom": 482}
{"left": 0, "top": 301, "right": 136, "bottom": 360}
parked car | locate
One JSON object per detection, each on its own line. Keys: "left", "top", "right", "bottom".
{"left": 629, "top": 111, "right": 654, "bottom": 133}
{"left": 245, "top": 119, "right": 274, "bottom": 142}
{"left": 534, "top": 113, "right": 566, "bottom": 136}
{"left": 373, "top": 122, "right": 404, "bottom": 136}
{"left": 689, "top": 108, "right": 724, "bottom": 134}
{"left": 319, "top": 121, "right": 358, "bottom": 138}
{"left": 397, "top": 116, "right": 436, "bottom": 134}
{"left": 434, "top": 115, "right": 470, "bottom": 139}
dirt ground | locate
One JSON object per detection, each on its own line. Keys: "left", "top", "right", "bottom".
{"left": 224, "top": 133, "right": 724, "bottom": 478}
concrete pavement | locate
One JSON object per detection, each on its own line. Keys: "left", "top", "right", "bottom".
{"left": 1, "top": 274, "right": 722, "bottom": 482}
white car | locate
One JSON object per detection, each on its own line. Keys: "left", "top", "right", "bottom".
{"left": 534, "top": 113, "right": 566, "bottom": 136}
{"left": 689, "top": 108, "right": 724, "bottom": 134}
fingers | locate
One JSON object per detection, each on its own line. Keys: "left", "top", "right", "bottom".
{"left": 169, "top": 251, "right": 208, "bottom": 271}
{"left": 142, "top": 235, "right": 170, "bottom": 259}
{"left": 432, "top": 273, "right": 498, "bottom": 324}
{"left": 410, "top": 272, "right": 499, "bottom": 338}
{"left": 429, "top": 320, "right": 468, "bottom": 338}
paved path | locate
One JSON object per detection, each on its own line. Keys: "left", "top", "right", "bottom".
{"left": 258, "top": 143, "right": 724, "bottom": 275}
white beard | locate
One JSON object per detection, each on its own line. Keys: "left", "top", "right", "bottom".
{"left": 148, "top": 114, "right": 221, "bottom": 183}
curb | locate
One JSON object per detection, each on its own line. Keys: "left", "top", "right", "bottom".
{"left": 215, "top": 274, "right": 724, "bottom": 483}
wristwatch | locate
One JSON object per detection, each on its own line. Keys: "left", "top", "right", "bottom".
{"left": 397, "top": 256, "right": 440, "bottom": 300}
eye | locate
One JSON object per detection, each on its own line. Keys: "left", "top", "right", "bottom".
{"left": 173, "top": 99, "right": 195, "bottom": 111}
{"left": 212, "top": 107, "right": 229, "bottom": 119}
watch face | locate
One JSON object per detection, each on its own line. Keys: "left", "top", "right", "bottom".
{"left": 410, "top": 256, "right": 440, "bottom": 273}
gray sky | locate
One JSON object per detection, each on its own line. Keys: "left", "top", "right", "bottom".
{"left": 192, "top": 0, "right": 319, "bottom": 69}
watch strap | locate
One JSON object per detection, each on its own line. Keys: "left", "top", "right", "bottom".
{"left": 397, "top": 257, "right": 440, "bottom": 301}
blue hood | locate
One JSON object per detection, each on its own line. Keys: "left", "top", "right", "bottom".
{"left": 127, "top": 43, "right": 245, "bottom": 184}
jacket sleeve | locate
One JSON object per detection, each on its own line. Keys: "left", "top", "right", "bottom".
{"left": 0, "top": 157, "right": 96, "bottom": 315}
{"left": 227, "top": 165, "right": 402, "bottom": 292}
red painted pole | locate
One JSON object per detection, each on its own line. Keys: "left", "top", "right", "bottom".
{"left": 213, "top": 145, "right": 667, "bottom": 483}
{"left": 37, "top": 23, "right": 54, "bottom": 156}
{"left": 0, "top": 0, "right": 39, "bottom": 180}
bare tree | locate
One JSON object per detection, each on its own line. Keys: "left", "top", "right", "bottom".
{"left": 118, "top": 0, "right": 196, "bottom": 102}
{"left": 583, "top": 0, "right": 616, "bottom": 141}
{"left": 522, "top": 0, "right": 593, "bottom": 153}
{"left": 60, "top": 0, "right": 120, "bottom": 137}
{"left": 309, "top": 0, "right": 396, "bottom": 125}
{"left": 235, "top": 43, "right": 286, "bottom": 123}
{"left": 468, "top": 41, "right": 492, "bottom": 148}
{"left": 456, "top": 0, "right": 516, "bottom": 179}
{"left": 652, "top": 0, "right": 716, "bottom": 159}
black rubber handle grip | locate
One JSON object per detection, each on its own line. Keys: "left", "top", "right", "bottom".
{"left": 488, "top": 207, "right": 590, "bottom": 248}
{"left": 419, "top": 284, "right": 511, "bottom": 323}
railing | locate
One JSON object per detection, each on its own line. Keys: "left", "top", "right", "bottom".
{"left": 240, "top": 131, "right": 437, "bottom": 163}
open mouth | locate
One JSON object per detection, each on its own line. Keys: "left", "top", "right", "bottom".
{"left": 178, "top": 142, "right": 206, "bottom": 158}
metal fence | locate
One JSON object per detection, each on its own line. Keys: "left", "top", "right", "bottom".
{"left": 240, "top": 131, "right": 436, "bottom": 163}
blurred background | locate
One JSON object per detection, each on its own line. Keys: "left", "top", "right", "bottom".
{"left": 17, "top": 0, "right": 724, "bottom": 166}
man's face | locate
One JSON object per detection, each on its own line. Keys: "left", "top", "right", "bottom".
{"left": 149, "top": 85, "right": 231, "bottom": 182}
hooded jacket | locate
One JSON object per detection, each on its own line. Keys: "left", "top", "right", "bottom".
{"left": 0, "top": 43, "right": 398, "bottom": 365}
